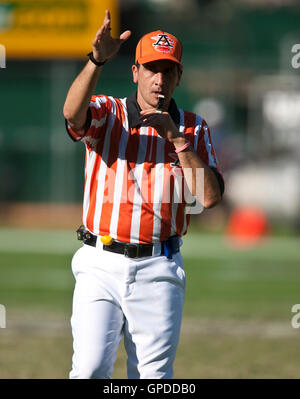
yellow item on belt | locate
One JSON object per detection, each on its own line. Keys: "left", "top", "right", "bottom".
{"left": 100, "top": 235, "right": 114, "bottom": 245}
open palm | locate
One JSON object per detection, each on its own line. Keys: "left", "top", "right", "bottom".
{"left": 92, "top": 10, "right": 131, "bottom": 63}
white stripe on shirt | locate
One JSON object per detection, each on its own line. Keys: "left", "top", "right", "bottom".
{"left": 93, "top": 97, "right": 116, "bottom": 233}
{"left": 109, "top": 98, "right": 130, "bottom": 238}
{"left": 129, "top": 126, "right": 149, "bottom": 243}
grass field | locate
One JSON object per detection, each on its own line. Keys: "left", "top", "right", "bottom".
{"left": 0, "top": 227, "right": 300, "bottom": 378}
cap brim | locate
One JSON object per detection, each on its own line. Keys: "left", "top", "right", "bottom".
{"left": 137, "top": 53, "right": 182, "bottom": 66}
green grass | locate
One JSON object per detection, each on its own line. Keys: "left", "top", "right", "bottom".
{"left": 0, "top": 228, "right": 300, "bottom": 378}
{"left": 184, "top": 256, "right": 300, "bottom": 319}
{"left": 174, "top": 335, "right": 300, "bottom": 379}
{"left": 0, "top": 251, "right": 74, "bottom": 312}
{"left": 1, "top": 333, "right": 299, "bottom": 379}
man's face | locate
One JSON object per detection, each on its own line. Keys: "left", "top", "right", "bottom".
{"left": 132, "top": 59, "right": 182, "bottom": 111}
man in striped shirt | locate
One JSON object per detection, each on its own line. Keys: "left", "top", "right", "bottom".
{"left": 63, "top": 10, "right": 224, "bottom": 379}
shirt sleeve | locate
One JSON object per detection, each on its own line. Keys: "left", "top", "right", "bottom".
{"left": 65, "top": 94, "right": 109, "bottom": 143}
{"left": 196, "top": 118, "right": 225, "bottom": 196}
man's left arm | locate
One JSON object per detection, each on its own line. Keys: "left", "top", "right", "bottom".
{"left": 140, "top": 110, "right": 224, "bottom": 209}
{"left": 172, "top": 135, "right": 222, "bottom": 208}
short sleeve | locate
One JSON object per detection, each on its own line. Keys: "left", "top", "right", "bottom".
{"left": 65, "top": 94, "right": 110, "bottom": 143}
{"left": 196, "top": 118, "right": 225, "bottom": 196}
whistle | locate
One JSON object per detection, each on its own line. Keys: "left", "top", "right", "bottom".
{"left": 157, "top": 94, "right": 165, "bottom": 112}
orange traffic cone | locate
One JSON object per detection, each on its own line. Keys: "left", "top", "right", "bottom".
{"left": 225, "top": 206, "right": 269, "bottom": 249}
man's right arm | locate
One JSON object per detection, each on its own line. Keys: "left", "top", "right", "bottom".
{"left": 63, "top": 62, "right": 103, "bottom": 136}
{"left": 63, "top": 9, "right": 131, "bottom": 137}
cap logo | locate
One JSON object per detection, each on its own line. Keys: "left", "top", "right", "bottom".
{"left": 151, "top": 34, "right": 174, "bottom": 53}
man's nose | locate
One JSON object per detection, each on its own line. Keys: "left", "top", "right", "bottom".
{"left": 155, "top": 72, "right": 164, "bottom": 86}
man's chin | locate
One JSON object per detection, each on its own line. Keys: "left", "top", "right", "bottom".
{"left": 148, "top": 101, "right": 158, "bottom": 109}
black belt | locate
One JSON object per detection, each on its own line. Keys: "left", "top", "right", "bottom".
{"left": 77, "top": 227, "right": 180, "bottom": 259}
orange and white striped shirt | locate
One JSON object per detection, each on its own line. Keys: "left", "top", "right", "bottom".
{"left": 66, "top": 93, "right": 224, "bottom": 244}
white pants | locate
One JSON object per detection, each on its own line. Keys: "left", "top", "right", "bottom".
{"left": 69, "top": 240, "right": 186, "bottom": 379}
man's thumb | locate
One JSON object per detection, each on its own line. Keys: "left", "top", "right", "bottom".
{"left": 120, "top": 30, "right": 131, "bottom": 42}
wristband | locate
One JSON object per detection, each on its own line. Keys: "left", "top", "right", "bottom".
{"left": 87, "top": 52, "right": 107, "bottom": 66}
{"left": 175, "top": 142, "right": 190, "bottom": 153}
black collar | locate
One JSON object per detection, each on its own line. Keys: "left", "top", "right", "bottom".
{"left": 126, "top": 92, "right": 180, "bottom": 129}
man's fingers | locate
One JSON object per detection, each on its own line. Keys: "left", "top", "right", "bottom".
{"left": 140, "top": 110, "right": 167, "bottom": 116}
{"left": 140, "top": 115, "right": 160, "bottom": 124}
{"left": 102, "top": 20, "right": 111, "bottom": 35}
{"left": 97, "top": 10, "right": 111, "bottom": 38}
{"left": 103, "top": 9, "right": 111, "bottom": 25}
{"left": 107, "top": 10, "right": 111, "bottom": 22}
{"left": 93, "top": 28, "right": 104, "bottom": 47}
{"left": 95, "top": 23, "right": 105, "bottom": 37}
{"left": 94, "top": 24, "right": 106, "bottom": 40}
{"left": 140, "top": 110, "right": 155, "bottom": 115}
{"left": 120, "top": 30, "right": 131, "bottom": 42}
{"left": 104, "top": 10, "right": 111, "bottom": 32}
{"left": 93, "top": 21, "right": 111, "bottom": 46}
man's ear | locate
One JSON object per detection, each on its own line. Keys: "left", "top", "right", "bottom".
{"left": 132, "top": 64, "right": 138, "bottom": 84}
{"left": 176, "top": 65, "right": 183, "bottom": 87}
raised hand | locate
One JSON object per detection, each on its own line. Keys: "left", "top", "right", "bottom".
{"left": 92, "top": 10, "right": 131, "bottom": 63}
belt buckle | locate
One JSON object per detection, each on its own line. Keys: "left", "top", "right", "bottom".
{"left": 124, "top": 244, "right": 139, "bottom": 258}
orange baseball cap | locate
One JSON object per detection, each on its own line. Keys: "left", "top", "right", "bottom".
{"left": 135, "top": 30, "right": 182, "bottom": 66}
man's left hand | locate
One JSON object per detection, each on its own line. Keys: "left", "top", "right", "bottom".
{"left": 140, "top": 109, "right": 184, "bottom": 144}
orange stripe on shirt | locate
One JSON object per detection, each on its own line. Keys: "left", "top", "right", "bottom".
{"left": 138, "top": 128, "right": 157, "bottom": 242}
{"left": 67, "top": 96, "right": 223, "bottom": 243}
{"left": 85, "top": 97, "right": 112, "bottom": 232}
{"left": 197, "top": 120, "right": 209, "bottom": 165}
{"left": 98, "top": 98, "right": 125, "bottom": 235}
{"left": 116, "top": 126, "right": 140, "bottom": 242}
{"left": 183, "top": 111, "right": 196, "bottom": 148}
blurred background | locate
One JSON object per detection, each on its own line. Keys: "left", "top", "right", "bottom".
{"left": 0, "top": 0, "right": 300, "bottom": 378}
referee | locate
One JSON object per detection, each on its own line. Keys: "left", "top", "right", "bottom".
{"left": 63, "top": 10, "right": 224, "bottom": 379}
